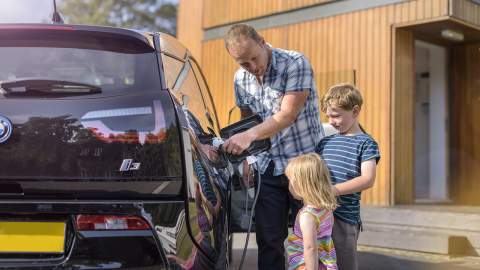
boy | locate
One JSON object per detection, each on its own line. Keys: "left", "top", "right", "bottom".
{"left": 315, "top": 83, "right": 380, "bottom": 270}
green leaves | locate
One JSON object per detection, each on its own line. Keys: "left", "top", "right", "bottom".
{"left": 59, "top": 0, "right": 177, "bottom": 35}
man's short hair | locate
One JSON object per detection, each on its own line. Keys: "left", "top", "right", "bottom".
{"left": 224, "top": 24, "right": 263, "bottom": 50}
{"left": 321, "top": 83, "right": 363, "bottom": 112}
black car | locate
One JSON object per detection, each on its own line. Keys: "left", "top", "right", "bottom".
{"left": 0, "top": 23, "right": 262, "bottom": 269}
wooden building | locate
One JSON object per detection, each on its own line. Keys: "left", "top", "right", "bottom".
{"left": 178, "top": 0, "right": 480, "bottom": 254}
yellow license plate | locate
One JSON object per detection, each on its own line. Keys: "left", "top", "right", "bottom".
{"left": 0, "top": 221, "right": 65, "bottom": 253}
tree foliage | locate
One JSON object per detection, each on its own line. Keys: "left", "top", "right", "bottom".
{"left": 59, "top": 0, "right": 177, "bottom": 35}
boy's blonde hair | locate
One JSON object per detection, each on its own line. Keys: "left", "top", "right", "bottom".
{"left": 285, "top": 153, "right": 337, "bottom": 210}
{"left": 321, "top": 83, "right": 363, "bottom": 113}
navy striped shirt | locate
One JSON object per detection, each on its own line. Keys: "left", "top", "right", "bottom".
{"left": 316, "top": 133, "right": 380, "bottom": 225}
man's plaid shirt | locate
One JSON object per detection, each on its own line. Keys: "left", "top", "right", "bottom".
{"left": 234, "top": 47, "right": 324, "bottom": 176}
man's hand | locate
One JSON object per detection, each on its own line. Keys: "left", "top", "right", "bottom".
{"left": 222, "top": 130, "right": 256, "bottom": 155}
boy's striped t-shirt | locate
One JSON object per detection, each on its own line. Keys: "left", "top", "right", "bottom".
{"left": 315, "top": 133, "right": 380, "bottom": 225}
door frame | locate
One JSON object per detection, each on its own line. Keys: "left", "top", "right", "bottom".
{"left": 391, "top": 26, "right": 415, "bottom": 204}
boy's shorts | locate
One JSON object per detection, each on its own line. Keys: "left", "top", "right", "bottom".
{"left": 332, "top": 217, "right": 361, "bottom": 270}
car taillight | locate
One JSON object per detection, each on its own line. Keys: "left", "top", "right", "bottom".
{"left": 76, "top": 215, "right": 150, "bottom": 231}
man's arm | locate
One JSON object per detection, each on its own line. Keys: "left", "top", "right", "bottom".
{"left": 223, "top": 90, "right": 309, "bottom": 154}
{"left": 333, "top": 159, "right": 377, "bottom": 196}
{"left": 247, "top": 90, "right": 308, "bottom": 140}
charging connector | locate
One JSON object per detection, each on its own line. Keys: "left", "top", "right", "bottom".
{"left": 246, "top": 155, "right": 257, "bottom": 165}
{"left": 212, "top": 137, "right": 224, "bottom": 150}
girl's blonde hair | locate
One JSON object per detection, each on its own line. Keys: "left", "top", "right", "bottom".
{"left": 285, "top": 153, "right": 337, "bottom": 210}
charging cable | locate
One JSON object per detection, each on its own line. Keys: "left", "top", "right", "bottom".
{"left": 211, "top": 138, "right": 261, "bottom": 270}
{"left": 237, "top": 155, "right": 260, "bottom": 270}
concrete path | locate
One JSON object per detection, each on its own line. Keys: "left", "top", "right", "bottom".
{"left": 229, "top": 233, "right": 480, "bottom": 270}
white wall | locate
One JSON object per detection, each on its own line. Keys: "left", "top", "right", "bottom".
{"left": 414, "top": 46, "right": 430, "bottom": 199}
{"left": 415, "top": 40, "right": 449, "bottom": 201}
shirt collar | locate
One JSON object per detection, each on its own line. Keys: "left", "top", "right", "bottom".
{"left": 265, "top": 44, "right": 277, "bottom": 73}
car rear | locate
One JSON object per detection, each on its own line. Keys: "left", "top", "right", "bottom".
{"left": 0, "top": 24, "right": 183, "bottom": 269}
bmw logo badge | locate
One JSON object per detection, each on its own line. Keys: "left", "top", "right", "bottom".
{"left": 0, "top": 116, "right": 13, "bottom": 144}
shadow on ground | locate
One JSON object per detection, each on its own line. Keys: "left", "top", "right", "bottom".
{"left": 228, "top": 248, "right": 480, "bottom": 270}
{"left": 358, "top": 251, "right": 480, "bottom": 270}
{"left": 229, "top": 248, "right": 257, "bottom": 270}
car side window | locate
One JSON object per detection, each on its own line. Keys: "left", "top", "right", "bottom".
{"left": 161, "top": 54, "right": 184, "bottom": 90}
{"left": 173, "top": 64, "right": 216, "bottom": 140}
{"left": 189, "top": 59, "right": 220, "bottom": 134}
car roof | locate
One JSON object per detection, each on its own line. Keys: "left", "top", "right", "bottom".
{"left": 0, "top": 23, "right": 190, "bottom": 60}
{"left": 0, "top": 23, "right": 155, "bottom": 49}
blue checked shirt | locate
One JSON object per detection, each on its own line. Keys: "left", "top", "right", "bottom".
{"left": 234, "top": 47, "right": 324, "bottom": 176}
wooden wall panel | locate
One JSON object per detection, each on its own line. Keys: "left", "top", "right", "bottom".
{"left": 450, "top": 0, "right": 480, "bottom": 27}
{"left": 192, "top": 0, "right": 450, "bottom": 206}
{"left": 450, "top": 43, "right": 480, "bottom": 205}
{"left": 201, "top": 40, "right": 234, "bottom": 127}
{"left": 177, "top": 0, "right": 204, "bottom": 60}
{"left": 202, "top": 0, "right": 332, "bottom": 29}
{"left": 392, "top": 29, "right": 415, "bottom": 204}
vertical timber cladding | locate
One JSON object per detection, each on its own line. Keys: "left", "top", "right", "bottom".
{"left": 177, "top": 0, "right": 204, "bottom": 60}
{"left": 450, "top": 0, "right": 480, "bottom": 27}
{"left": 451, "top": 43, "right": 480, "bottom": 205}
{"left": 202, "top": 0, "right": 334, "bottom": 29}
{"left": 392, "top": 28, "right": 415, "bottom": 204}
{"left": 197, "top": 0, "right": 451, "bottom": 206}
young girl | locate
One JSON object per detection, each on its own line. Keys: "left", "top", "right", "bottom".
{"left": 285, "top": 153, "right": 338, "bottom": 270}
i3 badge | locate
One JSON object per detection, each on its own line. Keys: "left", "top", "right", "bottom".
{"left": 0, "top": 116, "right": 13, "bottom": 144}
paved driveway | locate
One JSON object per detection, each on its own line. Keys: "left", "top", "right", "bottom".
{"left": 229, "top": 233, "right": 480, "bottom": 270}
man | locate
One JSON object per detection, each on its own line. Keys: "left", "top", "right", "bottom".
{"left": 222, "top": 24, "right": 324, "bottom": 270}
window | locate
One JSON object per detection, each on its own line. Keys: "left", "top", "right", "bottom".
{"left": 161, "top": 54, "right": 184, "bottom": 90}
{"left": 0, "top": 34, "right": 160, "bottom": 96}
{"left": 159, "top": 34, "right": 187, "bottom": 59}
{"left": 173, "top": 65, "right": 216, "bottom": 140}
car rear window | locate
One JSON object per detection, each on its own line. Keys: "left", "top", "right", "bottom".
{"left": 0, "top": 29, "right": 161, "bottom": 97}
